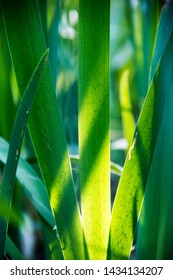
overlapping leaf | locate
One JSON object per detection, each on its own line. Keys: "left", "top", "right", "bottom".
{"left": 0, "top": 49, "right": 49, "bottom": 259}
{"left": 108, "top": 0, "right": 173, "bottom": 259}
{"left": 1, "top": 0, "right": 85, "bottom": 260}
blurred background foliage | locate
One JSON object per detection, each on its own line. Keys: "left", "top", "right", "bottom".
{"left": 0, "top": 0, "right": 163, "bottom": 259}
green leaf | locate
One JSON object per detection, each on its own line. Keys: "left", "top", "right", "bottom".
{"left": 136, "top": 108, "right": 173, "bottom": 259}
{"left": 40, "top": 219, "right": 64, "bottom": 260}
{"left": 0, "top": 136, "right": 63, "bottom": 260}
{"left": 5, "top": 236, "right": 24, "bottom": 260}
{"left": 78, "top": 0, "right": 110, "bottom": 259}
{"left": 0, "top": 137, "right": 54, "bottom": 228}
{"left": 119, "top": 69, "right": 135, "bottom": 148}
{"left": 0, "top": 49, "right": 49, "bottom": 259}
{"left": 136, "top": 1, "right": 173, "bottom": 259}
{"left": 108, "top": 31, "right": 173, "bottom": 260}
{"left": 149, "top": 0, "right": 173, "bottom": 83}
{"left": 70, "top": 155, "right": 122, "bottom": 177}
{"left": 141, "top": 0, "right": 160, "bottom": 89}
{"left": 0, "top": 10, "right": 15, "bottom": 141}
{"left": 136, "top": 38, "right": 173, "bottom": 260}
{"left": 135, "top": 3, "right": 173, "bottom": 258}
{"left": 1, "top": 0, "right": 85, "bottom": 260}
{"left": 110, "top": 161, "right": 123, "bottom": 177}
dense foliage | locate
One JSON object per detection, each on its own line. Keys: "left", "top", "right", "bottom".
{"left": 0, "top": 0, "right": 173, "bottom": 260}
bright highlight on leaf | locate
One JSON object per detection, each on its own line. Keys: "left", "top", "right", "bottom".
{"left": 0, "top": 137, "right": 54, "bottom": 228}
{"left": 108, "top": 1, "right": 173, "bottom": 259}
{"left": 78, "top": 0, "right": 110, "bottom": 260}
{"left": 136, "top": 32, "right": 173, "bottom": 260}
{"left": 119, "top": 69, "right": 135, "bottom": 149}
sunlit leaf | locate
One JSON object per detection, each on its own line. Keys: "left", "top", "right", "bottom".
{"left": 78, "top": 0, "right": 110, "bottom": 259}
{"left": 136, "top": 36, "right": 173, "bottom": 260}
{"left": 1, "top": 0, "right": 85, "bottom": 260}
{"left": 119, "top": 69, "right": 135, "bottom": 148}
{"left": 108, "top": 31, "right": 173, "bottom": 260}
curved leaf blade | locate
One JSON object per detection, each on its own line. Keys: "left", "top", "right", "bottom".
{"left": 0, "top": 137, "right": 54, "bottom": 228}
{"left": 0, "top": 49, "right": 49, "bottom": 259}
{"left": 1, "top": 0, "right": 85, "bottom": 260}
{"left": 108, "top": 32, "right": 173, "bottom": 260}
{"left": 5, "top": 236, "right": 24, "bottom": 260}
{"left": 149, "top": 1, "right": 173, "bottom": 83}
{"left": 136, "top": 51, "right": 173, "bottom": 259}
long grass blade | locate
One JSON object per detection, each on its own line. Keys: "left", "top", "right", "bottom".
{"left": 0, "top": 49, "right": 49, "bottom": 259}
{"left": 142, "top": 0, "right": 160, "bottom": 89}
{"left": 78, "top": 0, "right": 110, "bottom": 259}
{"left": 149, "top": 0, "right": 173, "bottom": 83}
{"left": 136, "top": 35, "right": 173, "bottom": 260}
{"left": 0, "top": 137, "right": 54, "bottom": 228}
{"left": 136, "top": 107, "right": 173, "bottom": 259}
{"left": 1, "top": 0, "right": 85, "bottom": 259}
{"left": 5, "top": 236, "right": 24, "bottom": 260}
{"left": 108, "top": 32, "right": 173, "bottom": 260}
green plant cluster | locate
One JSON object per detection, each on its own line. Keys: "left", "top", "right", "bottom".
{"left": 0, "top": 0, "right": 173, "bottom": 260}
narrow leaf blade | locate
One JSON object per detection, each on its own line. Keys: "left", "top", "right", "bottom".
{"left": 108, "top": 32, "right": 173, "bottom": 260}
{"left": 0, "top": 49, "right": 48, "bottom": 259}
{"left": 78, "top": 0, "right": 110, "bottom": 259}
{"left": 1, "top": 0, "right": 85, "bottom": 259}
